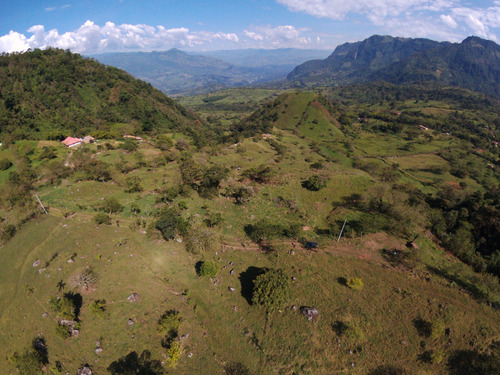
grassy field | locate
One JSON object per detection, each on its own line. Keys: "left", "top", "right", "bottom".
{"left": 1, "top": 90, "right": 499, "bottom": 374}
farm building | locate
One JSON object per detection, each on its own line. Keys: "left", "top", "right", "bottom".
{"left": 61, "top": 137, "right": 82, "bottom": 147}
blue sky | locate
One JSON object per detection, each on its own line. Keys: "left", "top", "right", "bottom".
{"left": 1, "top": 0, "right": 500, "bottom": 54}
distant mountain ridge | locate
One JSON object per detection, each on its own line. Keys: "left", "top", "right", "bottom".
{"left": 92, "top": 48, "right": 329, "bottom": 96}
{"left": 287, "top": 35, "right": 500, "bottom": 98}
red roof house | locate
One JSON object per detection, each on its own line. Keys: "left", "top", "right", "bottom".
{"left": 62, "top": 137, "right": 82, "bottom": 147}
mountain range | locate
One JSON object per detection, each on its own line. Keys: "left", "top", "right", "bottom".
{"left": 92, "top": 48, "right": 329, "bottom": 96}
{"left": 287, "top": 35, "right": 500, "bottom": 98}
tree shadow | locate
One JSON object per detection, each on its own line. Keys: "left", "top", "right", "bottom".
{"left": 447, "top": 348, "right": 500, "bottom": 375}
{"left": 64, "top": 291, "right": 82, "bottom": 320}
{"left": 224, "top": 362, "right": 252, "bottom": 375}
{"left": 107, "top": 350, "right": 164, "bottom": 375}
{"left": 239, "top": 266, "right": 264, "bottom": 305}
{"left": 337, "top": 277, "right": 347, "bottom": 286}
{"left": 413, "top": 317, "right": 432, "bottom": 338}
{"left": 195, "top": 261, "right": 203, "bottom": 276}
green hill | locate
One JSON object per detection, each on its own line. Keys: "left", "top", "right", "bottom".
{"left": 0, "top": 48, "right": 201, "bottom": 142}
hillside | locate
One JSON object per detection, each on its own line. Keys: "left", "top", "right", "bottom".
{"left": 287, "top": 35, "right": 500, "bottom": 98}
{"left": 0, "top": 51, "right": 499, "bottom": 374}
{"left": 0, "top": 48, "right": 202, "bottom": 143}
{"left": 93, "top": 48, "right": 328, "bottom": 96}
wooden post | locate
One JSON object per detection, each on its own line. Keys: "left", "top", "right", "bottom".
{"left": 337, "top": 220, "right": 347, "bottom": 242}
{"left": 35, "top": 194, "right": 48, "bottom": 215}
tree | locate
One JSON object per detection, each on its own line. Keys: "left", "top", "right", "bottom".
{"left": 301, "top": 175, "right": 328, "bottom": 191}
{"left": 252, "top": 268, "right": 290, "bottom": 313}
{"left": 101, "top": 197, "right": 123, "bottom": 214}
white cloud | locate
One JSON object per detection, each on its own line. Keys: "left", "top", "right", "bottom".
{"left": 0, "top": 31, "right": 29, "bottom": 53}
{"left": 440, "top": 14, "right": 458, "bottom": 29}
{"left": 277, "top": 0, "right": 500, "bottom": 41}
{"left": 0, "top": 21, "right": 241, "bottom": 54}
{"left": 242, "top": 25, "right": 319, "bottom": 48}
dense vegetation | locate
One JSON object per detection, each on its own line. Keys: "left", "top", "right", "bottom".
{"left": 0, "top": 48, "right": 209, "bottom": 144}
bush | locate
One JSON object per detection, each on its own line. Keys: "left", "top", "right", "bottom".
{"left": 89, "top": 299, "right": 107, "bottom": 317}
{"left": 197, "top": 261, "right": 220, "bottom": 278}
{"left": 49, "top": 293, "right": 78, "bottom": 320}
{"left": 165, "top": 340, "right": 181, "bottom": 367}
{"left": 301, "top": 175, "right": 328, "bottom": 191}
{"left": 252, "top": 268, "right": 290, "bottom": 313}
{"left": 346, "top": 277, "right": 364, "bottom": 290}
{"left": 0, "top": 158, "right": 13, "bottom": 170}
{"left": 94, "top": 212, "right": 111, "bottom": 225}
{"left": 157, "top": 310, "right": 182, "bottom": 337}
{"left": 125, "top": 176, "right": 142, "bottom": 193}
{"left": 155, "top": 208, "right": 188, "bottom": 240}
{"left": 184, "top": 225, "right": 219, "bottom": 254}
{"left": 55, "top": 324, "right": 71, "bottom": 339}
{"left": 70, "top": 267, "right": 98, "bottom": 291}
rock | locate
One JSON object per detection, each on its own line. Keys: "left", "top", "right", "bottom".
{"left": 127, "top": 293, "right": 140, "bottom": 302}
{"left": 230, "top": 269, "right": 235, "bottom": 275}
{"left": 300, "top": 307, "right": 319, "bottom": 321}
{"left": 72, "top": 329, "right": 80, "bottom": 337}
{"left": 188, "top": 352, "right": 193, "bottom": 358}
{"left": 95, "top": 341, "right": 100, "bottom": 347}
{"left": 38, "top": 268, "right": 46, "bottom": 274}
{"left": 67, "top": 259, "right": 74, "bottom": 263}
{"left": 289, "top": 250, "right": 295, "bottom": 255}
{"left": 176, "top": 238, "right": 182, "bottom": 243}
{"left": 232, "top": 305, "right": 238, "bottom": 312}
{"left": 128, "top": 319, "right": 134, "bottom": 325}
{"left": 95, "top": 347, "right": 103, "bottom": 355}
{"left": 230, "top": 261, "right": 234, "bottom": 266}
{"left": 76, "top": 366, "right": 93, "bottom": 375}
{"left": 228, "top": 287, "right": 236, "bottom": 292}
{"left": 291, "top": 305, "right": 297, "bottom": 310}
{"left": 32, "top": 260, "right": 40, "bottom": 267}
{"left": 42, "top": 313, "right": 48, "bottom": 318}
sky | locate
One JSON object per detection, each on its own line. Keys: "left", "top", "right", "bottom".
{"left": 1, "top": 0, "right": 500, "bottom": 54}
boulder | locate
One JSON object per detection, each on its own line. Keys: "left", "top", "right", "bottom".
{"left": 300, "top": 307, "right": 319, "bottom": 321}
{"left": 76, "top": 366, "right": 93, "bottom": 375}
{"left": 127, "top": 293, "right": 140, "bottom": 302}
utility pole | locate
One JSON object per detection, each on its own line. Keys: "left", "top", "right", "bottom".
{"left": 35, "top": 194, "right": 48, "bottom": 215}
{"left": 337, "top": 220, "right": 347, "bottom": 242}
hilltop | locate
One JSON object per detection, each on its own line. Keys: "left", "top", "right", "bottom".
{"left": 287, "top": 35, "right": 500, "bottom": 98}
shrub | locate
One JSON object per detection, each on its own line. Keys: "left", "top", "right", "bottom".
{"left": 165, "top": 340, "right": 181, "bottom": 367}
{"left": 197, "top": 261, "right": 220, "bottom": 278}
{"left": 55, "top": 324, "right": 71, "bottom": 339}
{"left": 184, "top": 225, "right": 218, "bottom": 254}
{"left": 125, "top": 176, "right": 142, "bottom": 193}
{"left": 157, "top": 310, "right": 182, "bottom": 337}
{"left": 94, "top": 212, "right": 111, "bottom": 225}
{"left": 70, "top": 267, "right": 98, "bottom": 291}
{"left": 333, "top": 320, "right": 365, "bottom": 342}
{"left": 89, "top": 299, "right": 107, "bottom": 317}
{"left": 49, "top": 292, "right": 80, "bottom": 321}
{"left": 155, "top": 208, "right": 188, "bottom": 240}
{"left": 0, "top": 158, "right": 13, "bottom": 170}
{"left": 346, "top": 277, "right": 364, "bottom": 290}
{"left": 301, "top": 175, "right": 328, "bottom": 191}
{"left": 252, "top": 268, "right": 290, "bottom": 313}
